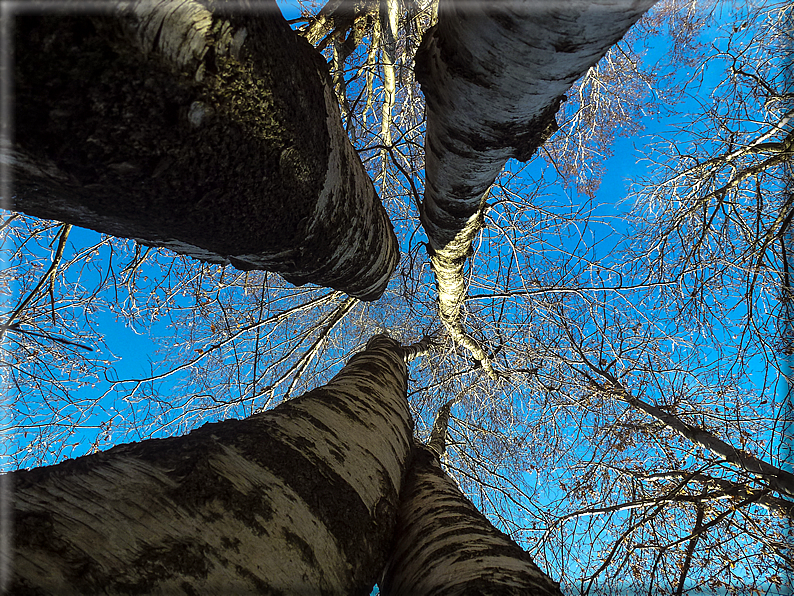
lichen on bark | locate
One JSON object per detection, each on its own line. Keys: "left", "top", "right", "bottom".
{"left": 10, "top": 0, "right": 398, "bottom": 300}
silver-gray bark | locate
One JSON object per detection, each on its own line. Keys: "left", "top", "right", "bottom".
{"left": 6, "top": 335, "right": 412, "bottom": 594}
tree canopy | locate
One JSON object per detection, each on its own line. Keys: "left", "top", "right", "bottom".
{"left": 3, "top": 0, "right": 792, "bottom": 594}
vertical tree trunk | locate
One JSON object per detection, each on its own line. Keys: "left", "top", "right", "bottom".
{"left": 7, "top": 335, "right": 412, "bottom": 595}
{"left": 416, "top": 0, "right": 657, "bottom": 365}
{"left": 380, "top": 443, "right": 564, "bottom": 596}
{"left": 9, "top": 0, "right": 398, "bottom": 300}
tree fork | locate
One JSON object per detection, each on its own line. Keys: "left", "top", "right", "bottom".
{"left": 8, "top": 0, "right": 398, "bottom": 300}
{"left": 416, "top": 0, "right": 657, "bottom": 369}
{"left": 6, "top": 335, "right": 412, "bottom": 594}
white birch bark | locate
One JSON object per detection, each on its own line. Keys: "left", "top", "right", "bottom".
{"left": 416, "top": 0, "right": 656, "bottom": 366}
{"left": 7, "top": 335, "right": 412, "bottom": 595}
{"left": 8, "top": 0, "right": 398, "bottom": 300}
{"left": 380, "top": 443, "right": 564, "bottom": 596}
{"left": 379, "top": 0, "right": 399, "bottom": 159}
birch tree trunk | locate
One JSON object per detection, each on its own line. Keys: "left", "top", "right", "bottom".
{"left": 380, "top": 443, "right": 564, "bottom": 596}
{"left": 8, "top": 0, "right": 398, "bottom": 300}
{"left": 7, "top": 335, "right": 412, "bottom": 595}
{"left": 416, "top": 0, "right": 656, "bottom": 367}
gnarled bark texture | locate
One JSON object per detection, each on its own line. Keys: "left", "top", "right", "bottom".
{"left": 7, "top": 335, "right": 412, "bottom": 595}
{"left": 9, "top": 0, "right": 398, "bottom": 300}
{"left": 380, "top": 443, "right": 564, "bottom": 596}
{"left": 415, "top": 0, "right": 657, "bottom": 368}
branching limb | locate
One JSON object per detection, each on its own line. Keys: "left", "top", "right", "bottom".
{"left": 427, "top": 211, "right": 499, "bottom": 379}
{"left": 575, "top": 349, "right": 794, "bottom": 500}
{"left": 674, "top": 501, "right": 705, "bottom": 596}
{"left": 402, "top": 334, "right": 438, "bottom": 364}
{"left": 281, "top": 296, "right": 359, "bottom": 399}
{"left": 648, "top": 470, "right": 794, "bottom": 519}
{"left": 427, "top": 396, "right": 459, "bottom": 457}
{"left": 1, "top": 223, "right": 71, "bottom": 340}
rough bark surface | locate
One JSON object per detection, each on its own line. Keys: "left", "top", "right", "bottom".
{"left": 8, "top": 335, "right": 412, "bottom": 595}
{"left": 380, "top": 443, "right": 564, "bottom": 596}
{"left": 415, "top": 0, "right": 657, "bottom": 367}
{"left": 9, "top": 0, "right": 398, "bottom": 300}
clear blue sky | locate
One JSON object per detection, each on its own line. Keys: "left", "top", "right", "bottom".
{"left": 4, "top": 2, "right": 790, "bottom": 593}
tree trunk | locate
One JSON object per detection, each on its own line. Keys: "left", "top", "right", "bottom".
{"left": 7, "top": 335, "right": 412, "bottom": 595}
{"left": 415, "top": 0, "right": 656, "bottom": 365}
{"left": 8, "top": 0, "right": 398, "bottom": 300}
{"left": 380, "top": 443, "right": 564, "bottom": 596}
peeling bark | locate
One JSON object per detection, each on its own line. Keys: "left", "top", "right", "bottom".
{"left": 7, "top": 335, "right": 412, "bottom": 595}
{"left": 416, "top": 0, "right": 656, "bottom": 366}
{"left": 380, "top": 443, "right": 564, "bottom": 596}
{"left": 9, "top": 0, "right": 398, "bottom": 300}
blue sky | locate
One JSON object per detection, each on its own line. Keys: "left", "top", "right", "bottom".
{"left": 4, "top": 1, "right": 791, "bottom": 593}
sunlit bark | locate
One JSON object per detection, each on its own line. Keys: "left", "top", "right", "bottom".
{"left": 379, "top": 0, "right": 399, "bottom": 160}
{"left": 7, "top": 335, "right": 411, "bottom": 594}
{"left": 416, "top": 0, "right": 656, "bottom": 370}
{"left": 9, "top": 0, "right": 398, "bottom": 300}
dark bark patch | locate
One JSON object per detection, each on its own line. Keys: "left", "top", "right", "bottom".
{"left": 235, "top": 564, "right": 276, "bottom": 594}
{"left": 7, "top": 578, "right": 48, "bottom": 596}
{"left": 12, "top": 509, "right": 107, "bottom": 593}
{"left": 282, "top": 528, "right": 320, "bottom": 570}
{"left": 220, "top": 535, "right": 242, "bottom": 553}
{"left": 553, "top": 39, "right": 583, "bottom": 53}
{"left": 116, "top": 539, "right": 212, "bottom": 591}
{"left": 13, "top": 510, "right": 57, "bottom": 551}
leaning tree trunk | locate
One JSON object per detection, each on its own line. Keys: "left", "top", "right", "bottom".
{"left": 415, "top": 0, "right": 657, "bottom": 370}
{"left": 8, "top": 0, "right": 398, "bottom": 300}
{"left": 380, "top": 401, "right": 564, "bottom": 596}
{"left": 7, "top": 335, "right": 413, "bottom": 595}
{"left": 380, "top": 443, "right": 564, "bottom": 596}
